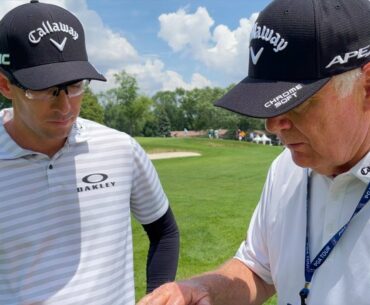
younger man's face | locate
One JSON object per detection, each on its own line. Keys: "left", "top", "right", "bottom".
{"left": 9, "top": 82, "right": 83, "bottom": 145}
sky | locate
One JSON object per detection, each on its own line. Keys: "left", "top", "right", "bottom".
{"left": 1, "top": 0, "right": 272, "bottom": 95}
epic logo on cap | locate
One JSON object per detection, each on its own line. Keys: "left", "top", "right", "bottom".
{"left": 326, "top": 44, "right": 370, "bottom": 69}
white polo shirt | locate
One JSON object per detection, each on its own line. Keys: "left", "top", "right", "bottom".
{"left": 0, "top": 109, "right": 169, "bottom": 305}
{"left": 235, "top": 148, "right": 370, "bottom": 305}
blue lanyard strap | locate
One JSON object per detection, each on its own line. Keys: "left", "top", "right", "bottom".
{"left": 300, "top": 170, "right": 370, "bottom": 305}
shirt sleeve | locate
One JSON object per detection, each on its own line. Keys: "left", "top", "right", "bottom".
{"left": 130, "top": 138, "right": 169, "bottom": 224}
{"left": 234, "top": 158, "right": 277, "bottom": 285}
{"left": 142, "top": 206, "right": 180, "bottom": 292}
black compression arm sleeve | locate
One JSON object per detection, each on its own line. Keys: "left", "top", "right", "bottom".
{"left": 142, "top": 206, "right": 180, "bottom": 293}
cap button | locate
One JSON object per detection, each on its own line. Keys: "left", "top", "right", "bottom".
{"left": 30, "top": 0, "right": 39, "bottom": 3}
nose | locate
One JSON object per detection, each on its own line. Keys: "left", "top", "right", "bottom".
{"left": 265, "top": 114, "right": 293, "bottom": 134}
{"left": 52, "top": 90, "right": 71, "bottom": 115}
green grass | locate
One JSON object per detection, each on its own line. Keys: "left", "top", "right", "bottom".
{"left": 133, "top": 137, "right": 283, "bottom": 304}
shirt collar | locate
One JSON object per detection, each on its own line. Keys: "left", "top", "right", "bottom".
{"left": 0, "top": 109, "right": 33, "bottom": 159}
{"left": 308, "top": 152, "right": 370, "bottom": 184}
{"left": 0, "top": 109, "right": 89, "bottom": 160}
{"left": 309, "top": 151, "right": 370, "bottom": 185}
{"left": 350, "top": 152, "right": 370, "bottom": 184}
{"left": 67, "top": 117, "right": 90, "bottom": 144}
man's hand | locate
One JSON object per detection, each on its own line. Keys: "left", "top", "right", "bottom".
{"left": 137, "top": 259, "right": 275, "bottom": 305}
{"left": 137, "top": 280, "right": 211, "bottom": 305}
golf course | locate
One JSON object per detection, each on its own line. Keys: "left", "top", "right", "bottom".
{"left": 134, "top": 137, "right": 283, "bottom": 304}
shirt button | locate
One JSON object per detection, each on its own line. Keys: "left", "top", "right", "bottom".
{"left": 49, "top": 164, "right": 53, "bottom": 170}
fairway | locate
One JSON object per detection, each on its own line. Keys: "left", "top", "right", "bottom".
{"left": 134, "top": 137, "right": 283, "bottom": 304}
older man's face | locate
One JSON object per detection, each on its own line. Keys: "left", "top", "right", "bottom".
{"left": 265, "top": 77, "right": 370, "bottom": 176}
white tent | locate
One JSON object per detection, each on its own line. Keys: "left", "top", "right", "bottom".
{"left": 253, "top": 133, "right": 272, "bottom": 145}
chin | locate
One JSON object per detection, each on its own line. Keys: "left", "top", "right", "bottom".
{"left": 290, "top": 152, "right": 315, "bottom": 169}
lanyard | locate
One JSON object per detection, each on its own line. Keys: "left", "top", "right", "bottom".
{"left": 300, "top": 170, "right": 370, "bottom": 305}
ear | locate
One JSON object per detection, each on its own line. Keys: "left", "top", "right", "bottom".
{"left": 0, "top": 72, "right": 13, "bottom": 100}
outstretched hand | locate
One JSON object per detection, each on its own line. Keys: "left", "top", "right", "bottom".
{"left": 137, "top": 281, "right": 211, "bottom": 305}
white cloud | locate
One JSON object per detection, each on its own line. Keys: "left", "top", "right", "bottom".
{"left": 161, "top": 71, "right": 212, "bottom": 92}
{"left": 159, "top": 8, "right": 259, "bottom": 80}
{"left": 158, "top": 7, "right": 214, "bottom": 52}
{"left": 93, "top": 58, "right": 212, "bottom": 96}
{"left": 1, "top": 0, "right": 212, "bottom": 95}
{"left": 68, "top": 2, "right": 140, "bottom": 71}
{"left": 126, "top": 59, "right": 212, "bottom": 93}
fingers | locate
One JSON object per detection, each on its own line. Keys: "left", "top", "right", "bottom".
{"left": 136, "top": 281, "right": 211, "bottom": 305}
{"left": 137, "top": 290, "right": 169, "bottom": 305}
{"left": 137, "top": 283, "right": 178, "bottom": 305}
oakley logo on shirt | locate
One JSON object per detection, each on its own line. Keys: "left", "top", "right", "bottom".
{"left": 77, "top": 173, "right": 116, "bottom": 193}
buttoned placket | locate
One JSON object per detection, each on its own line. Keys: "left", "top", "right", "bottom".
{"left": 45, "top": 143, "right": 70, "bottom": 190}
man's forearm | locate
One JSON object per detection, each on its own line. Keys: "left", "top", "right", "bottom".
{"left": 137, "top": 257, "right": 275, "bottom": 305}
{"left": 189, "top": 259, "right": 275, "bottom": 305}
{"left": 143, "top": 207, "right": 180, "bottom": 292}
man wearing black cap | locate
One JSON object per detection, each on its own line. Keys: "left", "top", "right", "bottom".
{"left": 0, "top": 1, "right": 179, "bottom": 305}
{"left": 138, "top": 0, "right": 370, "bottom": 304}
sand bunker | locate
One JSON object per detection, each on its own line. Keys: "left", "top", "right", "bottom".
{"left": 148, "top": 152, "right": 201, "bottom": 160}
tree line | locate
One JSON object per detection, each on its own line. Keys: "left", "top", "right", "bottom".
{"left": 0, "top": 71, "right": 265, "bottom": 138}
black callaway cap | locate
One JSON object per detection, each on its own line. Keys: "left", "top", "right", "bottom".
{"left": 0, "top": 0, "right": 106, "bottom": 90}
{"left": 215, "top": 0, "right": 370, "bottom": 118}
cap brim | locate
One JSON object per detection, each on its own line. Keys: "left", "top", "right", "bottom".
{"left": 214, "top": 76, "right": 330, "bottom": 118}
{"left": 12, "top": 61, "right": 106, "bottom": 90}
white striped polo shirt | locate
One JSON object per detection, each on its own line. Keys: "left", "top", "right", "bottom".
{"left": 0, "top": 109, "right": 169, "bottom": 305}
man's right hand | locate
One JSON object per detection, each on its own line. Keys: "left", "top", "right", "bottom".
{"left": 136, "top": 281, "right": 211, "bottom": 305}
{"left": 137, "top": 259, "right": 275, "bottom": 305}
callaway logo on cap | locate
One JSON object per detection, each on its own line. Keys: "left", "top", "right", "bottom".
{"left": 215, "top": 0, "right": 370, "bottom": 118}
{"left": 0, "top": 0, "right": 106, "bottom": 90}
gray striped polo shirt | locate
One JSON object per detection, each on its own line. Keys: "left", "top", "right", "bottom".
{"left": 0, "top": 109, "right": 169, "bottom": 305}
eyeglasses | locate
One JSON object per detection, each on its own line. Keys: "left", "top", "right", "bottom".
{"left": 17, "top": 80, "right": 90, "bottom": 101}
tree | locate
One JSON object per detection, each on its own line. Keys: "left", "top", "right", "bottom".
{"left": 103, "top": 71, "right": 152, "bottom": 136}
{"left": 152, "top": 90, "right": 185, "bottom": 130}
{"left": 124, "top": 95, "right": 153, "bottom": 136}
{"left": 152, "top": 86, "right": 241, "bottom": 132}
{"left": 142, "top": 115, "right": 160, "bottom": 137}
{"left": 157, "top": 107, "right": 171, "bottom": 137}
{"left": 110, "top": 71, "right": 138, "bottom": 104}
{"left": 80, "top": 86, "right": 104, "bottom": 124}
{"left": 187, "top": 87, "right": 227, "bottom": 130}
{"left": 237, "top": 116, "right": 265, "bottom": 131}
